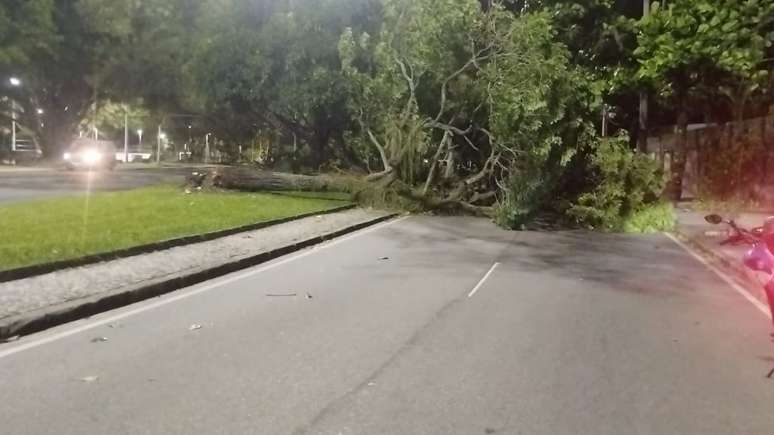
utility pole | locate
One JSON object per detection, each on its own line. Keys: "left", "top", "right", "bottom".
{"left": 10, "top": 100, "right": 16, "bottom": 153}
{"left": 92, "top": 81, "right": 99, "bottom": 141}
{"left": 204, "top": 133, "right": 211, "bottom": 164}
{"left": 157, "top": 124, "right": 163, "bottom": 164}
{"left": 638, "top": 0, "right": 650, "bottom": 153}
{"left": 124, "top": 109, "right": 129, "bottom": 163}
{"left": 8, "top": 77, "right": 21, "bottom": 154}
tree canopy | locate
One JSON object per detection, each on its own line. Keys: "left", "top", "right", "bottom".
{"left": 2, "top": 0, "right": 772, "bottom": 226}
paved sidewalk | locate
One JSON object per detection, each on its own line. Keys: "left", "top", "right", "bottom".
{"left": 0, "top": 208, "right": 392, "bottom": 338}
{"left": 673, "top": 207, "right": 773, "bottom": 302}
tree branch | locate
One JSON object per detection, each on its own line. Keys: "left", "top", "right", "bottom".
{"left": 367, "top": 128, "right": 392, "bottom": 173}
{"left": 434, "top": 43, "right": 495, "bottom": 123}
{"left": 429, "top": 120, "right": 472, "bottom": 136}
{"left": 423, "top": 131, "right": 450, "bottom": 195}
{"left": 464, "top": 149, "right": 499, "bottom": 186}
{"left": 468, "top": 190, "right": 497, "bottom": 204}
{"left": 395, "top": 56, "right": 417, "bottom": 119}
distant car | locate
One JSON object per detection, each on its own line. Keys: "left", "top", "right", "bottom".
{"left": 63, "top": 139, "right": 118, "bottom": 171}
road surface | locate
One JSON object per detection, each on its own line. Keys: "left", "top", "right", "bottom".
{"left": 0, "top": 166, "right": 199, "bottom": 203}
{"left": 1, "top": 216, "right": 773, "bottom": 434}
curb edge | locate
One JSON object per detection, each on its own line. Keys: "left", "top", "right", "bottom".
{"left": 0, "top": 212, "right": 398, "bottom": 340}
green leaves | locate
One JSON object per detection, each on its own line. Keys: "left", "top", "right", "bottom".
{"left": 635, "top": 0, "right": 770, "bottom": 107}
{"left": 566, "top": 134, "right": 665, "bottom": 229}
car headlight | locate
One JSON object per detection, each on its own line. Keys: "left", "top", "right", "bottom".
{"left": 83, "top": 149, "right": 102, "bottom": 164}
{"left": 63, "top": 152, "right": 71, "bottom": 161}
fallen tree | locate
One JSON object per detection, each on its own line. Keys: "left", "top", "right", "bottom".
{"left": 334, "top": 2, "right": 578, "bottom": 218}
{"left": 208, "top": 4, "right": 585, "bottom": 219}
{"left": 211, "top": 168, "right": 351, "bottom": 193}
{"left": 208, "top": 2, "right": 668, "bottom": 230}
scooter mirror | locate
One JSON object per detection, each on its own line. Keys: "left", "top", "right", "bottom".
{"left": 705, "top": 214, "right": 723, "bottom": 225}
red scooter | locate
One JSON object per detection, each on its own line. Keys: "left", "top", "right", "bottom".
{"left": 705, "top": 214, "right": 774, "bottom": 328}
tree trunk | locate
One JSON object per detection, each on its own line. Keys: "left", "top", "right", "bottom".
{"left": 665, "top": 105, "right": 688, "bottom": 201}
{"left": 211, "top": 167, "right": 349, "bottom": 192}
{"left": 309, "top": 131, "right": 329, "bottom": 170}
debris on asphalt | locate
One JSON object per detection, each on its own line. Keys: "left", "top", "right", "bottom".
{"left": 1, "top": 335, "right": 20, "bottom": 343}
{"left": 378, "top": 256, "right": 390, "bottom": 261}
{"left": 90, "top": 337, "right": 109, "bottom": 343}
{"left": 305, "top": 292, "right": 313, "bottom": 299}
{"left": 485, "top": 428, "right": 496, "bottom": 434}
{"left": 80, "top": 376, "right": 99, "bottom": 383}
{"left": 767, "top": 368, "right": 774, "bottom": 379}
{"left": 266, "top": 293, "right": 297, "bottom": 297}
{"left": 107, "top": 322, "right": 123, "bottom": 329}
{"left": 189, "top": 324, "right": 203, "bottom": 331}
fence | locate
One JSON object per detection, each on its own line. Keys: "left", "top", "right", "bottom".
{"left": 647, "top": 113, "right": 774, "bottom": 199}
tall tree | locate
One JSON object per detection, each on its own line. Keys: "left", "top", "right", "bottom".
{"left": 0, "top": 0, "right": 199, "bottom": 156}
{"left": 190, "top": 0, "right": 380, "bottom": 169}
{"left": 340, "top": 0, "right": 594, "bottom": 215}
{"left": 635, "top": 0, "right": 774, "bottom": 199}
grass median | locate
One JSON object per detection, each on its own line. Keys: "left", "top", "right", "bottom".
{"left": 0, "top": 185, "right": 351, "bottom": 271}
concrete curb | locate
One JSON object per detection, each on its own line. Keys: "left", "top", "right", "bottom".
{"left": 671, "top": 229, "right": 768, "bottom": 304}
{"left": 0, "top": 204, "right": 355, "bottom": 283}
{"left": 0, "top": 212, "right": 399, "bottom": 340}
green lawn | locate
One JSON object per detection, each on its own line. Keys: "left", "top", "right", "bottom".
{"left": 0, "top": 186, "right": 351, "bottom": 271}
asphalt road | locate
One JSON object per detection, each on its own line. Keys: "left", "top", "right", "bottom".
{"left": 1, "top": 216, "right": 774, "bottom": 434}
{"left": 0, "top": 166, "right": 198, "bottom": 203}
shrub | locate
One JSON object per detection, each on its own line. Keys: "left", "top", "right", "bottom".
{"left": 621, "top": 202, "right": 675, "bottom": 233}
{"left": 494, "top": 172, "right": 554, "bottom": 229}
{"left": 566, "top": 134, "right": 665, "bottom": 230}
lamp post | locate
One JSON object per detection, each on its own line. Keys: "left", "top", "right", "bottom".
{"left": 124, "top": 110, "right": 129, "bottom": 163}
{"left": 8, "top": 77, "right": 21, "bottom": 153}
{"left": 157, "top": 114, "right": 203, "bottom": 164}
{"left": 204, "top": 133, "right": 211, "bottom": 164}
{"left": 156, "top": 126, "right": 165, "bottom": 164}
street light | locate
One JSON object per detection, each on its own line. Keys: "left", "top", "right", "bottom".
{"left": 36, "top": 108, "right": 44, "bottom": 115}
{"left": 137, "top": 129, "right": 143, "bottom": 149}
{"left": 8, "top": 77, "right": 21, "bottom": 154}
{"left": 156, "top": 127, "right": 164, "bottom": 164}
{"left": 204, "top": 133, "right": 212, "bottom": 164}
{"left": 156, "top": 114, "right": 202, "bottom": 163}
